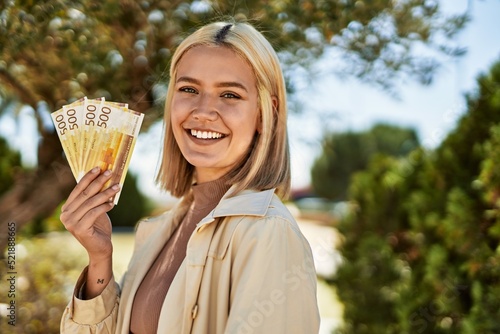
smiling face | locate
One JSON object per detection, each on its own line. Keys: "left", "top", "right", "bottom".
{"left": 170, "top": 45, "right": 260, "bottom": 184}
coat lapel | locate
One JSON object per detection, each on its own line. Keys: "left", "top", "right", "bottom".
{"left": 116, "top": 197, "right": 191, "bottom": 334}
{"left": 118, "top": 188, "right": 276, "bottom": 333}
{"left": 157, "top": 188, "right": 276, "bottom": 333}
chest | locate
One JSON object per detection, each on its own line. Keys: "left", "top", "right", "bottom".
{"left": 121, "top": 216, "right": 243, "bottom": 333}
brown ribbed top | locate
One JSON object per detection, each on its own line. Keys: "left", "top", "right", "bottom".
{"left": 129, "top": 177, "right": 230, "bottom": 334}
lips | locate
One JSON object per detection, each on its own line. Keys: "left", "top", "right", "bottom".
{"left": 190, "top": 129, "right": 226, "bottom": 139}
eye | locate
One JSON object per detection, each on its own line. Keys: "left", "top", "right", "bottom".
{"left": 179, "top": 87, "right": 197, "bottom": 94}
{"left": 221, "top": 92, "right": 240, "bottom": 99}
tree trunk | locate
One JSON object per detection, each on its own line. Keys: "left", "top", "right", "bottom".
{"left": 0, "top": 68, "right": 156, "bottom": 255}
{"left": 0, "top": 132, "right": 75, "bottom": 255}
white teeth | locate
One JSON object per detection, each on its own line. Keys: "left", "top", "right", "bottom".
{"left": 190, "top": 129, "right": 224, "bottom": 139}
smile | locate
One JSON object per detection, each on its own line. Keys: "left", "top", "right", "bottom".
{"left": 190, "top": 129, "right": 226, "bottom": 139}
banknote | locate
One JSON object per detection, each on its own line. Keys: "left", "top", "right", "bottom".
{"left": 51, "top": 97, "right": 86, "bottom": 180}
{"left": 84, "top": 103, "right": 143, "bottom": 203}
{"left": 80, "top": 97, "right": 105, "bottom": 181}
{"left": 51, "top": 97, "right": 144, "bottom": 204}
{"left": 64, "top": 97, "right": 86, "bottom": 173}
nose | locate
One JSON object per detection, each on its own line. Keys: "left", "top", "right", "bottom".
{"left": 192, "top": 93, "right": 218, "bottom": 121}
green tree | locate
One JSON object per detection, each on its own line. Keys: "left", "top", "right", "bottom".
{"left": 311, "top": 123, "right": 419, "bottom": 200}
{"left": 108, "top": 172, "right": 151, "bottom": 228}
{"left": 334, "top": 57, "right": 500, "bottom": 333}
{"left": 0, "top": 0, "right": 467, "bottom": 251}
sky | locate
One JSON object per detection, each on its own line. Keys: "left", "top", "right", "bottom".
{"left": 287, "top": 0, "right": 500, "bottom": 190}
{"left": 1, "top": 0, "right": 500, "bottom": 203}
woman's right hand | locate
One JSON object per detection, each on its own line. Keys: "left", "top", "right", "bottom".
{"left": 60, "top": 166, "right": 120, "bottom": 262}
{"left": 60, "top": 167, "right": 120, "bottom": 299}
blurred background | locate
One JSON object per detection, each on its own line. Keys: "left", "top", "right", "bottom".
{"left": 1, "top": 0, "right": 500, "bottom": 333}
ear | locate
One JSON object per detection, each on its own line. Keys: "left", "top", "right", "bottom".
{"left": 271, "top": 95, "right": 279, "bottom": 114}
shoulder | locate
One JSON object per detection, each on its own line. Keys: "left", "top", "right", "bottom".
{"left": 134, "top": 195, "right": 191, "bottom": 245}
{"left": 222, "top": 194, "right": 317, "bottom": 281}
{"left": 248, "top": 193, "right": 300, "bottom": 229}
{"left": 228, "top": 194, "right": 308, "bottom": 248}
{"left": 209, "top": 191, "right": 312, "bottom": 259}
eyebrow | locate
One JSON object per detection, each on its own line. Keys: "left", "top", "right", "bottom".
{"left": 176, "top": 76, "right": 248, "bottom": 92}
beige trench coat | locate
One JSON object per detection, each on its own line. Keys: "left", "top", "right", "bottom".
{"left": 61, "top": 188, "right": 321, "bottom": 333}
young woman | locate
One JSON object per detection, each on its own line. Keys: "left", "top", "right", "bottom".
{"left": 60, "top": 20, "right": 320, "bottom": 334}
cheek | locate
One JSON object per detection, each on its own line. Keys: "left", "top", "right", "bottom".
{"left": 234, "top": 117, "right": 258, "bottom": 148}
{"left": 170, "top": 107, "right": 186, "bottom": 144}
{"left": 170, "top": 99, "right": 188, "bottom": 126}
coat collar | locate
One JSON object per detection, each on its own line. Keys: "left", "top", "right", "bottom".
{"left": 197, "top": 187, "right": 276, "bottom": 228}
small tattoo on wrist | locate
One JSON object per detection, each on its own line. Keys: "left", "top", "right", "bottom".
{"left": 97, "top": 279, "right": 104, "bottom": 284}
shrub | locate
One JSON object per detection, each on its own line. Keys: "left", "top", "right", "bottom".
{"left": 0, "top": 233, "right": 87, "bottom": 334}
{"left": 333, "top": 58, "right": 500, "bottom": 333}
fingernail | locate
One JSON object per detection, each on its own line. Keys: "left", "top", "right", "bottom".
{"left": 91, "top": 167, "right": 100, "bottom": 173}
{"left": 104, "top": 170, "right": 112, "bottom": 176}
{"left": 112, "top": 184, "right": 120, "bottom": 190}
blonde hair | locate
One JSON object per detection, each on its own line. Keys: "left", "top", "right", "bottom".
{"left": 156, "top": 20, "right": 291, "bottom": 199}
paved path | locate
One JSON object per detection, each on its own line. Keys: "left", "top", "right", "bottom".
{"left": 296, "top": 216, "right": 344, "bottom": 333}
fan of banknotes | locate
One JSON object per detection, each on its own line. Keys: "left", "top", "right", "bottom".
{"left": 51, "top": 97, "right": 144, "bottom": 204}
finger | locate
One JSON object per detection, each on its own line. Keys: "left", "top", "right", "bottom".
{"left": 75, "top": 202, "right": 115, "bottom": 235}
{"left": 64, "top": 169, "right": 113, "bottom": 213}
{"left": 65, "top": 202, "right": 115, "bottom": 242}
{"left": 83, "top": 183, "right": 121, "bottom": 209}
{"left": 62, "top": 184, "right": 120, "bottom": 230}
{"left": 63, "top": 167, "right": 101, "bottom": 209}
{"left": 76, "top": 170, "right": 114, "bottom": 202}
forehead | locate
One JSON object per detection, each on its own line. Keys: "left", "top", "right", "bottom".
{"left": 175, "top": 45, "right": 256, "bottom": 85}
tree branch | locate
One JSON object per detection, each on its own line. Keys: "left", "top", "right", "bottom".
{"left": 0, "top": 68, "right": 38, "bottom": 110}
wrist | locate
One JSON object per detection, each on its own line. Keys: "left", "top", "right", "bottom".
{"left": 88, "top": 250, "right": 113, "bottom": 266}
{"left": 85, "top": 257, "right": 113, "bottom": 300}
